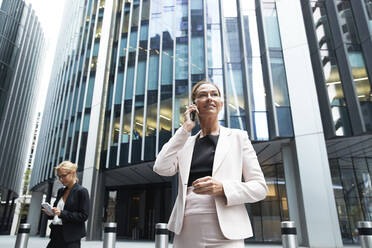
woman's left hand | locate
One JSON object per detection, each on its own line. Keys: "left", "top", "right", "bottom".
{"left": 192, "top": 176, "right": 224, "bottom": 196}
{"left": 52, "top": 207, "right": 61, "bottom": 216}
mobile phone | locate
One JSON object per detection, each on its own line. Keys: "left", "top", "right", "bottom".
{"left": 190, "top": 110, "right": 196, "bottom": 122}
{"left": 42, "top": 202, "right": 54, "bottom": 215}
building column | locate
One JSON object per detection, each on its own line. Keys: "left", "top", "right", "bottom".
{"left": 82, "top": 0, "right": 115, "bottom": 240}
{"left": 27, "top": 191, "right": 43, "bottom": 235}
{"left": 276, "top": 0, "right": 343, "bottom": 247}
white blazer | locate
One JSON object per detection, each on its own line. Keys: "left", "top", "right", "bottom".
{"left": 153, "top": 126, "right": 268, "bottom": 240}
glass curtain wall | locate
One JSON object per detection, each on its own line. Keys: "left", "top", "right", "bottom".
{"left": 190, "top": 0, "right": 205, "bottom": 84}
{"left": 247, "top": 163, "right": 288, "bottom": 243}
{"left": 158, "top": 0, "right": 174, "bottom": 151}
{"left": 240, "top": 0, "right": 268, "bottom": 140}
{"left": 309, "top": 0, "right": 352, "bottom": 136}
{"left": 335, "top": 1, "right": 372, "bottom": 132}
{"left": 69, "top": 0, "right": 99, "bottom": 169}
{"left": 119, "top": 0, "right": 140, "bottom": 165}
{"left": 261, "top": 2, "right": 293, "bottom": 137}
{"left": 0, "top": 0, "right": 25, "bottom": 118}
{"left": 222, "top": 0, "right": 246, "bottom": 130}
{"left": 144, "top": 0, "right": 161, "bottom": 161}
{"left": 76, "top": 0, "right": 102, "bottom": 169}
{"left": 206, "top": 0, "right": 225, "bottom": 125}
{"left": 330, "top": 157, "right": 372, "bottom": 244}
{"left": 173, "top": 0, "right": 189, "bottom": 133}
{"left": 98, "top": 0, "right": 296, "bottom": 169}
{"left": 131, "top": 0, "right": 150, "bottom": 163}
{"left": 103, "top": 0, "right": 125, "bottom": 168}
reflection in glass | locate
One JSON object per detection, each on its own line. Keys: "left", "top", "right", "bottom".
{"left": 206, "top": 0, "right": 225, "bottom": 124}
{"left": 131, "top": 0, "right": 150, "bottom": 163}
{"left": 119, "top": 0, "right": 140, "bottom": 165}
{"left": 262, "top": 3, "right": 293, "bottom": 137}
{"left": 159, "top": 1, "right": 174, "bottom": 151}
{"left": 191, "top": 0, "right": 205, "bottom": 78}
{"left": 240, "top": 0, "right": 268, "bottom": 139}
{"left": 102, "top": 0, "right": 125, "bottom": 168}
{"left": 222, "top": 0, "right": 246, "bottom": 130}
{"left": 329, "top": 158, "right": 372, "bottom": 243}
{"left": 311, "top": 1, "right": 352, "bottom": 136}
{"left": 144, "top": 0, "right": 161, "bottom": 161}
{"left": 173, "top": 0, "right": 188, "bottom": 132}
{"left": 246, "top": 164, "right": 287, "bottom": 243}
{"left": 336, "top": 1, "right": 372, "bottom": 132}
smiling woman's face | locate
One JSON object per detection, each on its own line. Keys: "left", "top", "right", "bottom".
{"left": 194, "top": 84, "right": 223, "bottom": 117}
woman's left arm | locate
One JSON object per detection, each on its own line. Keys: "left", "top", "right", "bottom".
{"left": 59, "top": 188, "right": 90, "bottom": 223}
{"left": 222, "top": 132, "right": 268, "bottom": 206}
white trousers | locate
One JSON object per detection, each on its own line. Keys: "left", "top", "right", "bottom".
{"left": 173, "top": 188, "right": 244, "bottom": 248}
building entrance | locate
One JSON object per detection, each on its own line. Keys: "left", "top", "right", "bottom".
{"left": 104, "top": 182, "right": 172, "bottom": 240}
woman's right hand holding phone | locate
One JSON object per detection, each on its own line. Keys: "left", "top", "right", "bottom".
{"left": 183, "top": 104, "right": 198, "bottom": 132}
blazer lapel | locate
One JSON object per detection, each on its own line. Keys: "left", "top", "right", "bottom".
{"left": 64, "top": 183, "right": 78, "bottom": 207}
{"left": 178, "top": 131, "right": 200, "bottom": 185}
{"left": 213, "top": 126, "right": 232, "bottom": 175}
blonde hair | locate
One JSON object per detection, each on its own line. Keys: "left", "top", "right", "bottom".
{"left": 191, "top": 80, "right": 221, "bottom": 103}
{"left": 55, "top": 161, "right": 79, "bottom": 182}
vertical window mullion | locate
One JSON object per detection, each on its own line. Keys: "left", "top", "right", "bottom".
{"left": 117, "top": 0, "right": 134, "bottom": 165}
{"left": 76, "top": 0, "right": 101, "bottom": 164}
{"left": 105, "top": 0, "right": 126, "bottom": 168}
{"left": 141, "top": 0, "right": 152, "bottom": 161}
{"left": 128, "top": 0, "right": 144, "bottom": 163}
{"left": 64, "top": 1, "right": 91, "bottom": 160}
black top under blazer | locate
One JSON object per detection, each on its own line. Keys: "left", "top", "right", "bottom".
{"left": 50, "top": 183, "right": 90, "bottom": 243}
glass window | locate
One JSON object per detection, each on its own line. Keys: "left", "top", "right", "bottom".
{"left": 144, "top": 0, "right": 162, "bottom": 161}
{"left": 191, "top": 0, "right": 205, "bottom": 77}
{"left": 335, "top": 1, "right": 372, "bottom": 132}
{"left": 262, "top": 3, "right": 293, "bottom": 137}
{"left": 329, "top": 157, "right": 372, "bottom": 243}
{"left": 159, "top": 0, "right": 174, "bottom": 151}
{"left": 173, "top": 0, "right": 188, "bottom": 131}
{"left": 246, "top": 164, "right": 287, "bottom": 243}
{"left": 130, "top": 0, "right": 151, "bottom": 163}
{"left": 310, "top": 1, "right": 352, "bottom": 136}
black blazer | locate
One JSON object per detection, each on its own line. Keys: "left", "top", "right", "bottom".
{"left": 51, "top": 183, "right": 90, "bottom": 243}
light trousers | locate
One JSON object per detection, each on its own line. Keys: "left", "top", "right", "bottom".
{"left": 173, "top": 187, "right": 244, "bottom": 248}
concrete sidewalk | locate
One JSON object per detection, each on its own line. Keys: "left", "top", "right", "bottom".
{"left": 0, "top": 235, "right": 359, "bottom": 248}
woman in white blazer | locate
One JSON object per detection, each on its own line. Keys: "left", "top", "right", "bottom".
{"left": 154, "top": 80, "right": 268, "bottom": 247}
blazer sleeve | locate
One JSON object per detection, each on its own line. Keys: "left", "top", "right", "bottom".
{"left": 222, "top": 132, "right": 268, "bottom": 206}
{"left": 153, "top": 127, "right": 190, "bottom": 176}
{"left": 59, "top": 187, "right": 90, "bottom": 223}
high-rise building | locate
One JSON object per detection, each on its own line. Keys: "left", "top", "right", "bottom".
{"left": 0, "top": 0, "right": 45, "bottom": 235}
{"left": 30, "top": 0, "right": 372, "bottom": 246}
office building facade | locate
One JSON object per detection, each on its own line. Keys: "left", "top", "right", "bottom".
{"left": 30, "top": 0, "right": 372, "bottom": 246}
{"left": 0, "top": 0, "right": 45, "bottom": 234}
